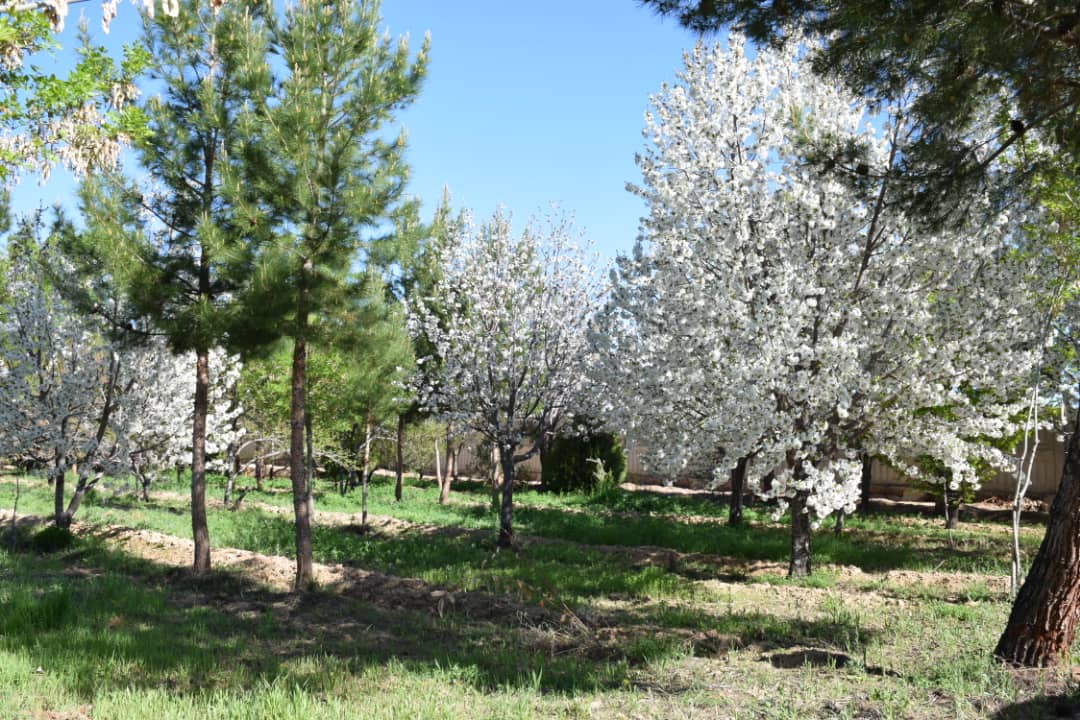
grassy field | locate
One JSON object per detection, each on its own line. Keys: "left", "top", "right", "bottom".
{"left": 0, "top": 472, "right": 1076, "bottom": 719}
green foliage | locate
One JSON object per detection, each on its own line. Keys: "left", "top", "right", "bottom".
{"left": 74, "top": 0, "right": 272, "bottom": 354}
{"left": 541, "top": 433, "right": 627, "bottom": 495}
{"left": 0, "top": 13, "right": 151, "bottom": 182}
{"left": 642, "top": 0, "right": 1080, "bottom": 222}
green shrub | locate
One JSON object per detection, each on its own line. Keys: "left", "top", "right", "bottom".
{"left": 542, "top": 433, "right": 626, "bottom": 494}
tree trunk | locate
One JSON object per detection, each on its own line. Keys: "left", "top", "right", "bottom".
{"left": 834, "top": 510, "right": 845, "bottom": 536}
{"left": 223, "top": 441, "right": 237, "bottom": 506}
{"left": 64, "top": 472, "right": 97, "bottom": 521}
{"left": 434, "top": 437, "right": 443, "bottom": 501}
{"left": 497, "top": 441, "right": 516, "bottom": 548}
{"left": 395, "top": 414, "right": 404, "bottom": 502}
{"left": 859, "top": 453, "right": 873, "bottom": 514}
{"left": 789, "top": 490, "right": 812, "bottom": 578}
{"left": 995, "top": 411, "right": 1080, "bottom": 666}
{"left": 945, "top": 502, "right": 961, "bottom": 530}
{"left": 729, "top": 456, "right": 748, "bottom": 526}
{"left": 361, "top": 412, "right": 372, "bottom": 529}
{"left": 439, "top": 423, "right": 453, "bottom": 505}
{"left": 51, "top": 464, "right": 68, "bottom": 529}
{"left": 191, "top": 348, "right": 212, "bottom": 574}
{"left": 289, "top": 302, "right": 315, "bottom": 591}
{"left": 254, "top": 439, "right": 264, "bottom": 492}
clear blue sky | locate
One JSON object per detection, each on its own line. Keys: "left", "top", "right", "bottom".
{"left": 11, "top": 0, "right": 701, "bottom": 259}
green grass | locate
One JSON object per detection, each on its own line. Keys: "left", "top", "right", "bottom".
{"left": 0, "top": 473, "right": 1073, "bottom": 719}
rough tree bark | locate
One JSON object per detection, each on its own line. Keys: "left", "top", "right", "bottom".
{"left": 434, "top": 437, "right": 443, "bottom": 499}
{"left": 51, "top": 463, "right": 68, "bottom": 528}
{"left": 394, "top": 414, "right": 404, "bottom": 502}
{"left": 789, "top": 489, "right": 813, "bottom": 578}
{"left": 728, "top": 456, "right": 748, "bottom": 526}
{"left": 439, "top": 422, "right": 453, "bottom": 505}
{"left": 289, "top": 283, "right": 315, "bottom": 591}
{"left": 361, "top": 412, "right": 372, "bottom": 529}
{"left": 191, "top": 348, "right": 212, "bottom": 573}
{"left": 497, "top": 440, "right": 516, "bottom": 548}
{"left": 859, "top": 453, "right": 873, "bottom": 514}
{"left": 254, "top": 439, "right": 265, "bottom": 492}
{"left": 995, "top": 409, "right": 1080, "bottom": 666}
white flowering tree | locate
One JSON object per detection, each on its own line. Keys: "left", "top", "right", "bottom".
{"left": 122, "top": 344, "right": 243, "bottom": 499}
{"left": 0, "top": 220, "right": 243, "bottom": 525}
{"left": 408, "top": 209, "right": 602, "bottom": 547}
{"left": 591, "top": 37, "right": 1049, "bottom": 576}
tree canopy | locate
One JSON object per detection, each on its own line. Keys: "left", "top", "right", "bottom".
{"left": 640, "top": 0, "right": 1080, "bottom": 218}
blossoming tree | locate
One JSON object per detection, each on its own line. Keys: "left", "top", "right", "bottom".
{"left": 591, "top": 36, "right": 1048, "bottom": 576}
{"left": 408, "top": 209, "right": 602, "bottom": 547}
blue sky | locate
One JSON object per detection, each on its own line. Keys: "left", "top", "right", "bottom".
{"left": 11, "top": 0, "right": 701, "bottom": 259}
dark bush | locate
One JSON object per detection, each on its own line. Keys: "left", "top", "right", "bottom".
{"left": 542, "top": 433, "right": 627, "bottom": 494}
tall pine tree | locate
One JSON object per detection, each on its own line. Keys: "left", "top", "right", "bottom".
{"left": 234, "top": 0, "right": 427, "bottom": 589}
{"left": 75, "top": 0, "right": 270, "bottom": 574}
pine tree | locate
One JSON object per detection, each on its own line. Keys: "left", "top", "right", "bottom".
{"left": 234, "top": 0, "right": 427, "bottom": 590}
{"left": 74, "top": 0, "right": 270, "bottom": 574}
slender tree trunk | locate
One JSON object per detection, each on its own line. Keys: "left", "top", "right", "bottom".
{"left": 995, "top": 411, "right": 1080, "bottom": 666}
{"left": 254, "top": 439, "right": 264, "bottom": 492}
{"left": 497, "top": 441, "right": 516, "bottom": 548}
{"left": 439, "top": 423, "right": 453, "bottom": 504}
{"left": 434, "top": 437, "right": 445, "bottom": 504}
{"left": 361, "top": 412, "right": 372, "bottom": 529}
{"left": 191, "top": 348, "right": 212, "bottom": 574}
{"left": 945, "top": 501, "right": 961, "bottom": 530}
{"left": 395, "top": 414, "right": 404, "bottom": 502}
{"left": 223, "top": 441, "right": 237, "bottom": 506}
{"left": 64, "top": 472, "right": 97, "bottom": 521}
{"left": 789, "top": 490, "right": 813, "bottom": 578}
{"left": 859, "top": 453, "right": 873, "bottom": 514}
{"left": 290, "top": 297, "right": 315, "bottom": 591}
{"left": 728, "top": 456, "right": 748, "bottom": 526}
{"left": 833, "top": 510, "right": 845, "bottom": 536}
{"left": 305, "top": 403, "right": 314, "bottom": 519}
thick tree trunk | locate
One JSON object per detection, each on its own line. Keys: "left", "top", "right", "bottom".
{"left": 290, "top": 304, "right": 315, "bottom": 591}
{"left": 439, "top": 423, "right": 453, "bottom": 505}
{"left": 728, "top": 456, "right": 748, "bottom": 526}
{"left": 789, "top": 490, "right": 813, "bottom": 578}
{"left": 859, "top": 453, "right": 873, "bottom": 514}
{"left": 395, "top": 414, "right": 404, "bottom": 502}
{"left": 497, "top": 442, "right": 516, "bottom": 548}
{"left": 191, "top": 348, "right": 212, "bottom": 574}
{"left": 51, "top": 464, "right": 68, "bottom": 529}
{"left": 995, "top": 412, "right": 1080, "bottom": 666}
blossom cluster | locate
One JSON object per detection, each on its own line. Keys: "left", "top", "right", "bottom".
{"left": 0, "top": 243, "right": 242, "bottom": 486}
{"left": 407, "top": 208, "right": 602, "bottom": 455}
{"left": 590, "top": 36, "right": 1051, "bottom": 522}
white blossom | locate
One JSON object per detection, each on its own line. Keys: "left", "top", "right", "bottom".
{"left": 591, "top": 36, "right": 1049, "bottom": 524}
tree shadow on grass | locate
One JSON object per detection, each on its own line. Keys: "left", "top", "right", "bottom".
{"left": 0, "top": 527, "right": 893, "bottom": 704}
{"left": 991, "top": 693, "right": 1080, "bottom": 719}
